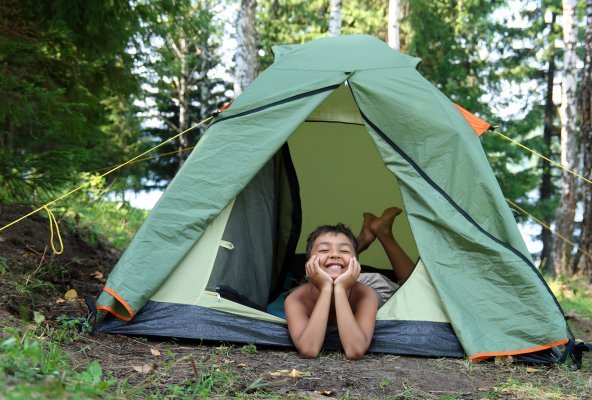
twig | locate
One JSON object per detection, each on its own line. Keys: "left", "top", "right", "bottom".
{"left": 191, "top": 358, "right": 200, "bottom": 380}
{"left": 25, "top": 245, "right": 48, "bottom": 285}
{"left": 25, "top": 244, "right": 42, "bottom": 255}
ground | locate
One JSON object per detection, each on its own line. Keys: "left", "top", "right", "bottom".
{"left": 1, "top": 204, "right": 591, "bottom": 399}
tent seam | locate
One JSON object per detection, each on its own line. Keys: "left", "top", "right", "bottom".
{"left": 270, "top": 66, "right": 414, "bottom": 72}
{"left": 210, "top": 84, "right": 341, "bottom": 127}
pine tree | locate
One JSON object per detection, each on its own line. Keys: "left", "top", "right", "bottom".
{"left": 137, "top": 0, "right": 231, "bottom": 186}
{"left": 0, "top": 0, "right": 143, "bottom": 202}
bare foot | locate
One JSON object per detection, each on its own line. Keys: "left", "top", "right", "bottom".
{"left": 370, "top": 207, "right": 402, "bottom": 238}
{"left": 357, "top": 212, "right": 377, "bottom": 252}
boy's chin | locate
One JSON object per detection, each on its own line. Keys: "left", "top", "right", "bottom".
{"left": 327, "top": 273, "right": 343, "bottom": 281}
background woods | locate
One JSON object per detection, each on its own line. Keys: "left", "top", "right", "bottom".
{"left": 0, "top": 0, "right": 591, "bottom": 279}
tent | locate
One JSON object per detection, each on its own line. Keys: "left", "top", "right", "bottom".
{"left": 96, "top": 34, "right": 572, "bottom": 363}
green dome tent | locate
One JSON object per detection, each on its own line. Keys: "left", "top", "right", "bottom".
{"left": 97, "top": 35, "right": 571, "bottom": 362}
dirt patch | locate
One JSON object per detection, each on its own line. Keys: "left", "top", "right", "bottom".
{"left": 1, "top": 204, "right": 591, "bottom": 398}
{"left": 0, "top": 204, "right": 120, "bottom": 319}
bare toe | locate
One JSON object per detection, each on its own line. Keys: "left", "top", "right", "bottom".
{"left": 357, "top": 212, "right": 377, "bottom": 252}
{"left": 370, "top": 207, "right": 402, "bottom": 236}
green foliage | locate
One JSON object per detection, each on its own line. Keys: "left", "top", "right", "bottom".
{"left": 60, "top": 194, "right": 148, "bottom": 251}
{"left": 406, "top": 0, "right": 505, "bottom": 111}
{"left": 57, "top": 315, "right": 92, "bottom": 338}
{"left": 547, "top": 275, "right": 592, "bottom": 319}
{"left": 241, "top": 343, "right": 258, "bottom": 353}
{"left": 0, "top": 256, "right": 7, "bottom": 275}
{"left": 193, "top": 349, "right": 238, "bottom": 397}
{"left": 481, "top": 0, "right": 563, "bottom": 222}
{"left": 135, "top": 0, "right": 232, "bottom": 188}
{"left": 258, "top": 0, "right": 389, "bottom": 70}
{"left": 0, "top": 0, "right": 146, "bottom": 204}
{"left": 258, "top": 0, "right": 329, "bottom": 69}
{"left": 0, "top": 327, "right": 115, "bottom": 398}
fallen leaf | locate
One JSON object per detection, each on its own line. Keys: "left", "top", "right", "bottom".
{"left": 64, "top": 289, "right": 78, "bottom": 302}
{"left": 150, "top": 348, "right": 161, "bottom": 356}
{"left": 298, "top": 391, "right": 331, "bottom": 399}
{"left": 133, "top": 364, "right": 155, "bottom": 374}
{"left": 91, "top": 271, "right": 104, "bottom": 280}
{"left": 525, "top": 367, "right": 540, "bottom": 373}
{"left": 55, "top": 298, "right": 65, "bottom": 304}
{"left": 315, "top": 389, "right": 333, "bottom": 396}
{"left": 288, "top": 368, "right": 304, "bottom": 378}
{"left": 494, "top": 356, "right": 513, "bottom": 365}
{"left": 269, "top": 369, "right": 304, "bottom": 379}
{"left": 269, "top": 369, "right": 290, "bottom": 377}
{"left": 236, "top": 363, "right": 247, "bottom": 369}
{"left": 33, "top": 311, "right": 45, "bottom": 325}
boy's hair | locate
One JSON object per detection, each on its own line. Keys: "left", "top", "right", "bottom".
{"left": 305, "top": 223, "right": 359, "bottom": 259}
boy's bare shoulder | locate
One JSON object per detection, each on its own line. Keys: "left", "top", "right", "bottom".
{"left": 350, "top": 282, "right": 379, "bottom": 305}
{"left": 286, "top": 283, "right": 314, "bottom": 303}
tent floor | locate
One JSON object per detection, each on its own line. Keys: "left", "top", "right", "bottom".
{"left": 97, "top": 300, "right": 561, "bottom": 363}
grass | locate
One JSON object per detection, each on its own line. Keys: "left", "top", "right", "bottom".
{"left": 0, "top": 325, "right": 116, "bottom": 399}
{"left": 0, "top": 321, "right": 245, "bottom": 399}
{"left": 479, "top": 363, "right": 592, "bottom": 399}
{"left": 0, "top": 315, "right": 590, "bottom": 400}
{"left": 547, "top": 275, "right": 592, "bottom": 319}
{"left": 59, "top": 195, "right": 148, "bottom": 251}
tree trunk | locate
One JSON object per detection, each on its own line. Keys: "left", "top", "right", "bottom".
{"left": 234, "top": 0, "right": 259, "bottom": 95}
{"left": 328, "top": 0, "right": 342, "bottom": 37}
{"left": 552, "top": 0, "right": 579, "bottom": 276}
{"left": 199, "top": 44, "right": 210, "bottom": 139}
{"left": 177, "top": 35, "right": 190, "bottom": 168}
{"left": 574, "top": 0, "right": 592, "bottom": 278}
{"left": 388, "top": 0, "right": 400, "bottom": 50}
{"left": 539, "top": 12, "right": 558, "bottom": 275}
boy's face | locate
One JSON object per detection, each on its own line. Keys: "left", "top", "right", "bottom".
{"left": 310, "top": 232, "right": 355, "bottom": 280}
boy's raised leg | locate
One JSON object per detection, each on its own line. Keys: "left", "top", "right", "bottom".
{"left": 370, "top": 207, "right": 415, "bottom": 283}
{"left": 357, "top": 212, "right": 377, "bottom": 253}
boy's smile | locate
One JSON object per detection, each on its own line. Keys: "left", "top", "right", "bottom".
{"left": 311, "top": 232, "right": 355, "bottom": 279}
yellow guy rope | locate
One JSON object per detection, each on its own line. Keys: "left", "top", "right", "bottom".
{"left": 44, "top": 206, "right": 64, "bottom": 255}
{"left": 0, "top": 116, "right": 213, "bottom": 239}
{"left": 506, "top": 198, "right": 592, "bottom": 261}
{"left": 91, "top": 147, "right": 196, "bottom": 175}
{"left": 492, "top": 130, "right": 592, "bottom": 187}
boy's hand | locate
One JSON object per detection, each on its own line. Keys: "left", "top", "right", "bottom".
{"left": 306, "top": 255, "right": 333, "bottom": 291}
{"left": 334, "top": 257, "right": 360, "bottom": 290}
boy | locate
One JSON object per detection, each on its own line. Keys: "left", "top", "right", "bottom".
{"left": 284, "top": 208, "right": 415, "bottom": 360}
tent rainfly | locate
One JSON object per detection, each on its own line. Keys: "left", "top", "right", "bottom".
{"left": 96, "top": 35, "right": 573, "bottom": 363}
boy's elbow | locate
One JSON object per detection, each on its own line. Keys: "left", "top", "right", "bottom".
{"left": 344, "top": 348, "right": 365, "bottom": 360}
{"left": 296, "top": 342, "right": 322, "bottom": 359}
{"left": 343, "top": 341, "right": 370, "bottom": 360}
{"left": 299, "top": 349, "right": 321, "bottom": 359}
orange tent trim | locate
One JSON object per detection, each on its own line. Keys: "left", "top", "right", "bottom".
{"left": 469, "top": 338, "right": 569, "bottom": 362}
{"left": 219, "top": 101, "right": 233, "bottom": 111}
{"left": 454, "top": 103, "right": 491, "bottom": 136}
{"left": 96, "top": 287, "right": 135, "bottom": 322}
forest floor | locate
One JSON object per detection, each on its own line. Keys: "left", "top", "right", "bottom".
{"left": 1, "top": 203, "right": 592, "bottom": 399}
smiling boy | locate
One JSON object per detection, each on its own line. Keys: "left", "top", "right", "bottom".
{"left": 284, "top": 208, "right": 415, "bottom": 360}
